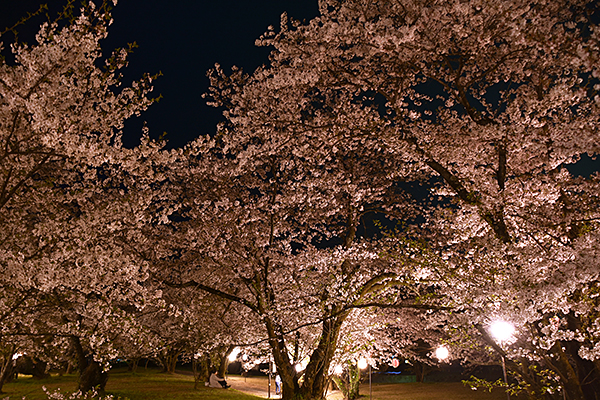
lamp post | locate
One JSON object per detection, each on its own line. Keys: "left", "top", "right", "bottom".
{"left": 242, "top": 354, "right": 248, "bottom": 382}
{"left": 268, "top": 357, "right": 278, "bottom": 399}
{"left": 358, "top": 358, "right": 371, "bottom": 400}
{"left": 490, "top": 320, "right": 515, "bottom": 400}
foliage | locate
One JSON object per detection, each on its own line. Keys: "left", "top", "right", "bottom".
{"left": 2, "top": 1, "right": 599, "bottom": 400}
{"left": 189, "top": 0, "right": 600, "bottom": 398}
{"left": 0, "top": 0, "right": 170, "bottom": 394}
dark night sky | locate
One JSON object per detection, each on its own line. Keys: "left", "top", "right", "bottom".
{"left": 2, "top": 1, "right": 598, "bottom": 175}
{"left": 1, "top": 0, "right": 320, "bottom": 148}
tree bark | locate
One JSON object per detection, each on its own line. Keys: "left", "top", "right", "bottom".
{"left": 0, "top": 350, "right": 15, "bottom": 394}
{"left": 193, "top": 353, "right": 211, "bottom": 389}
{"left": 78, "top": 360, "right": 109, "bottom": 394}
{"left": 70, "top": 336, "right": 108, "bottom": 394}
{"left": 414, "top": 361, "right": 428, "bottom": 383}
{"left": 127, "top": 358, "right": 140, "bottom": 373}
{"left": 270, "top": 307, "right": 348, "bottom": 400}
{"left": 218, "top": 345, "right": 236, "bottom": 378}
{"left": 300, "top": 314, "right": 347, "bottom": 399}
{"left": 158, "top": 348, "right": 180, "bottom": 374}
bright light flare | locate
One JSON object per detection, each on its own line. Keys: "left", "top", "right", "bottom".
{"left": 357, "top": 358, "right": 368, "bottom": 370}
{"left": 295, "top": 363, "right": 305, "bottom": 372}
{"left": 228, "top": 347, "right": 241, "bottom": 362}
{"left": 334, "top": 364, "right": 343, "bottom": 375}
{"left": 435, "top": 346, "right": 449, "bottom": 361}
{"left": 490, "top": 320, "right": 515, "bottom": 343}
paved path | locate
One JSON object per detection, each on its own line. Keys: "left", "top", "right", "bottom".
{"left": 227, "top": 376, "right": 280, "bottom": 399}
{"left": 227, "top": 376, "right": 341, "bottom": 399}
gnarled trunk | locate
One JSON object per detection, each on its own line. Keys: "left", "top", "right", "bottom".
{"left": 78, "top": 360, "right": 108, "bottom": 394}
{"left": 218, "top": 345, "right": 236, "bottom": 378}
{"left": 269, "top": 308, "right": 349, "bottom": 400}
{"left": 158, "top": 347, "right": 180, "bottom": 374}
{"left": 15, "top": 355, "right": 49, "bottom": 379}
{"left": 71, "top": 336, "right": 108, "bottom": 394}
{"left": 193, "top": 353, "right": 211, "bottom": 389}
{"left": 0, "top": 347, "right": 16, "bottom": 394}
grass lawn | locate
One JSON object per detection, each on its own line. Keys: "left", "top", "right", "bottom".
{"left": 2, "top": 370, "right": 523, "bottom": 400}
{"left": 230, "top": 375, "right": 524, "bottom": 400}
{"left": 362, "top": 382, "right": 525, "bottom": 400}
{"left": 1, "top": 369, "right": 261, "bottom": 400}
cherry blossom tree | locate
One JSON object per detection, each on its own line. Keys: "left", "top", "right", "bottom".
{"left": 240, "top": 0, "right": 600, "bottom": 399}
{"left": 148, "top": 73, "right": 444, "bottom": 398}
{"left": 148, "top": 1, "right": 599, "bottom": 399}
{"left": 0, "top": 0, "right": 172, "bottom": 394}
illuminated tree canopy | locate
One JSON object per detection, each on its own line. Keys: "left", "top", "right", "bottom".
{"left": 1, "top": 1, "right": 599, "bottom": 400}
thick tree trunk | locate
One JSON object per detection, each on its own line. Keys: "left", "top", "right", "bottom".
{"left": 15, "top": 356, "right": 49, "bottom": 379}
{"left": 71, "top": 336, "right": 108, "bottom": 394}
{"left": 0, "top": 351, "right": 15, "bottom": 394}
{"left": 78, "top": 360, "right": 109, "bottom": 394}
{"left": 268, "top": 308, "right": 348, "bottom": 400}
{"left": 218, "top": 345, "right": 236, "bottom": 378}
{"left": 158, "top": 348, "right": 180, "bottom": 374}
{"left": 413, "top": 361, "right": 430, "bottom": 383}
{"left": 265, "top": 318, "right": 299, "bottom": 400}
{"left": 299, "top": 313, "right": 347, "bottom": 400}
{"left": 193, "top": 353, "right": 211, "bottom": 389}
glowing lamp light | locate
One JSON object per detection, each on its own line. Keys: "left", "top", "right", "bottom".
{"left": 357, "top": 358, "right": 368, "bottom": 370}
{"left": 490, "top": 320, "right": 515, "bottom": 343}
{"left": 228, "top": 347, "right": 241, "bottom": 362}
{"left": 334, "top": 364, "right": 343, "bottom": 375}
{"left": 435, "top": 346, "right": 449, "bottom": 361}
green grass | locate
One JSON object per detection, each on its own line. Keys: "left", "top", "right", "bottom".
{"left": 1, "top": 369, "right": 261, "bottom": 400}
{"left": 362, "top": 382, "right": 525, "bottom": 400}
{"left": 2, "top": 370, "right": 524, "bottom": 400}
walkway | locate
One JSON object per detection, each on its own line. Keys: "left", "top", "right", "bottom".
{"left": 227, "top": 376, "right": 342, "bottom": 399}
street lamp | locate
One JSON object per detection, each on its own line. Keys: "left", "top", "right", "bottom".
{"left": 358, "top": 358, "right": 371, "bottom": 400}
{"left": 435, "top": 346, "right": 449, "bottom": 361}
{"left": 489, "top": 320, "right": 515, "bottom": 400}
{"left": 228, "top": 347, "right": 241, "bottom": 362}
{"left": 490, "top": 320, "right": 515, "bottom": 343}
